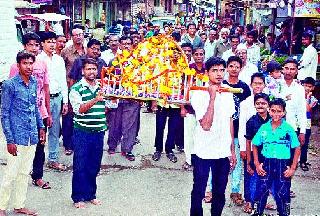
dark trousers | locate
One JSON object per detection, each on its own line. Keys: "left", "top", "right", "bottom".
{"left": 254, "top": 158, "right": 291, "bottom": 216}
{"left": 300, "top": 129, "right": 311, "bottom": 163}
{"left": 71, "top": 128, "right": 104, "bottom": 203}
{"left": 62, "top": 111, "right": 74, "bottom": 151}
{"left": 243, "top": 152, "right": 258, "bottom": 205}
{"left": 136, "top": 105, "right": 141, "bottom": 137}
{"left": 175, "top": 116, "right": 184, "bottom": 149}
{"left": 31, "top": 119, "right": 47, "bottom": 180}
{"left": 190, "top": 155, "right": 230, "bottom": 216}
{"left": 154, "top": 106, "right": 181, "bottom": 153}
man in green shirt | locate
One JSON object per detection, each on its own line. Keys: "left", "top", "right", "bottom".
{"left": 252, "top": 98, "right": 300, "bottom": 216}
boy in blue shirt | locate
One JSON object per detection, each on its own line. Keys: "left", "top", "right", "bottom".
{"left": 252, "top": 98, "right": 301, "bottom": 216}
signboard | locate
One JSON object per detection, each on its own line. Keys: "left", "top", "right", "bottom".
{"left": 294, "top": 0, "right": 320, "bottom": 18}
{"left": 32, "top": 0, "right": 52, "bottom": 4}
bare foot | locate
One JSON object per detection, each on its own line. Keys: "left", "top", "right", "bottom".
{"left": 0, "top": 209, "right": 7, "bottom": 216}
{"left": 74, "top": 202, "right": 86, "bottom": 209}
{"left": 90, "top": 199, "right": 102, "bottom": 205}
{"left": 13, "top": 208, "right": 38, "bottom": 215}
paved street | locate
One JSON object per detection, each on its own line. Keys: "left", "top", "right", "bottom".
{"left": 0, "top": 112, "right": 320, "bottom": 216}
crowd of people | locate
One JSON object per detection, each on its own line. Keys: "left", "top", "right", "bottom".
{"left": 0, "top": 17, "right": 318, "bottom": 216}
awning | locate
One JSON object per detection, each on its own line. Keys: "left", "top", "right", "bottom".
{"left": 15, "top": 0, "right": 40, "bottom": 8}
{"left": 27, "top": 13, "right": 71, "bottom": 22}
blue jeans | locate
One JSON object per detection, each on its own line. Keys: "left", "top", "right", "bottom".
{"left": 254, "top": 158, "right": 291, "bottom": 216}
{"left": 231, "top": 138, "right": 242, "bottom": 193}
{"left": 190, "top": 155, "right": 230, "bottom": 216}
{"left": 48, "top": 94, "right": 62, "bottom": 162}
{"left": 62, "top": 109, "right": 74, "bottom": 151}
{"left": 243, "top": 152, "right": 258, "bottom": 205}
{"left": 71, "top": 128, "right": 104, "bottom": 203}
{"left": 300, "top": 129, "right": 311, "bottom": 164}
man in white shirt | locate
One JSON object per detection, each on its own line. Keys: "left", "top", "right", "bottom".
{"left": 235, "top": 44, "right": 259, "bottom": 85}
{"left": 204, "top": 28, "right": 218, "bottom": 61}
{"left": 213, "top": 28, "right": 231, "bottom": 58}
{"left": 245, "top": 30, "right": 261, "bottom": 66}
{"left": 37, "top": 32, "right": 68, "bottom": 171}
{"left": 190, "top": 57, "right": 236, "bottom": 216}
{"left": 101, "top": 35, "right": 120, "bottom": 65}
{"left": 222, "top": 34, "right": 240, "bottom": 62}
{"left": 298, "top": 32, "right": 318, "bottom": 80}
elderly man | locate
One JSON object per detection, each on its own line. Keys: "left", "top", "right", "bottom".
{"left": 204, "top": 28, "right": 218, "bottom": 61}
{"left": 213, "top": 28, "right": 231, "bottom": 57}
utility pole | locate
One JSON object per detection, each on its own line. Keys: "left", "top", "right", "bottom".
{"left": 216, "top": 0, "right": 219, "bottom": 20}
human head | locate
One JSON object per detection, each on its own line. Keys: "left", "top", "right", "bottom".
{"left": 229, "top": 34, "right": 240, "bottom": 51}
{"left": 235, "top": 26, "right": 244, "bottom": 35}
{"left": 269, "top": 98, "right": 286, "bottom": 122}
{"left": 301, "top": 32, "right": 313, "bottom": 47}
{"left": 130, "top": 31, "right": 141, "bottom": 47}
{"left": 181, "top": 43, "right": 193, "bottom": 62}
{"left": 109, "top": 35, "right": 120, "bottom": 52}
{"left": 40, "top": 31, "right": 57, "bottom": 55}
{"left": 205, "top": 57, "right": 226, "bottom": 85}
{"left": 267, "top": 60, "right": 282, "bottom": 79}
{"left": 220, "top": 28, "right": 230, "bottom": 40}
{"left": 187, "top": 23, "right": 197, "bottom": 36}
{"left": 71, "top": 26, "right": 84, "bottom": 45}
{"left": 86, "top": 39, "right": 101, "bottom": 59}
{"left": 147, "top": 22, "right": 154, "bottom": 31}
{"left": 226, "top": 56, "right": 242, "bottom": 78}
{"left": 246, "top": 30, "right": 256, "bottom": 45}
{"left": 16, "top": 51, "right": 35, "bottom": 77}
{"left": 302, "top": 77, "right": 315, "bottom": 95}
{"left": 235, "top": 43, "right": 247, "bottom": 64}
{"left": 267, "top": 33, "right": 275, "bottom": 45}
{"left": 56, "top": 35, "right": 66, "bottom": 52}
{"left": 251, "top": 73, "right": 266, "bottom": 95}
{"left": 208, "top": 28, "right": 218, "bottom": 42}
{"left": 22, "top": 33, "right": 41, "bottom": 56}
{"left": 254, "top": 93, "right": 270, "bottom": 115}
{"left": 192, "top": 47, "right": 205, "bottom": 64}
{"left": 82, "top": 58, "right": 98, "bottom": 82}
{"left": 164, "top": 25, "right": 170, "bottom": 35}
{"left": 282, "top": 58, "right": 299, "bottom": 81}
{"left": 119, "top": 36, "right": 133, "bottom": 51}
{"left": 199, "top": 32, "right": 207, "bottom": 44}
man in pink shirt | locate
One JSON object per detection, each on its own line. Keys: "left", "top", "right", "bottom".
{"left": 9, "top": 33, "right": 52, "bottom": 189}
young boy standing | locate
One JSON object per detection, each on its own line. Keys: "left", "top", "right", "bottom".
{"left": 190, "top": 57, "right": 236, "bottom": 216}
{"left": 252, "top": 98, "right": 301, "bottom": 216}
{"left": 300, "top": 77, "right": 318, "bottom": 171}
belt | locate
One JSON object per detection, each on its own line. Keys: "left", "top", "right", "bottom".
{"left": 50, "top": 92, "right": 61, "bottom": 98}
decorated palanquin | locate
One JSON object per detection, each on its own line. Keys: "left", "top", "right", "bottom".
{"left": 100, "top": 35, "right": 242, "bottom": 104}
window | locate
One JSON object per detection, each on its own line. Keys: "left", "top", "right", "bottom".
{"left": 154, "top": 0, "right": 160, "bottom": 7}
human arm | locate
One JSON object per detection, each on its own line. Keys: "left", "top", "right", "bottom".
{"left": 229, "top": 117, "right": 236, "bottom": 171}
{"left": 9, "top": 64, "right": 19, "bottom": 78}
{"left": 246, "top": 140, "right": 254, "bottom": 175}
{"left": 239, "top": 100, "right": 248, "bottom": 159}
{"left": 297, "top": 87, "right": 307, "bottom": 145}
{"left": 253, "top": 145, "right": 266, "bottom": 176}
{"left": 199, "top": 85, "right": 217, "bottom": 131}
{"left": 284, "top": 128, "right": 301, "bottom": 177}
{"left": 59, "top": 58, "right": 69, "bottom": 114}
{"left": 180, "top": 105, "right": 187, "bottom": 117}
{"left": 69, "top": 88, "right": 104, "bottom": 114}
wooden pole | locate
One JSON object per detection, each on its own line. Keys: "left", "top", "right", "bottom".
{"left": 289, "top": 0, "right": 296, "bottom": 55}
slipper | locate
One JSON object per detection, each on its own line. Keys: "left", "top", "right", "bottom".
{"left": 74, "top": 202, "right": 86, "bottom": 209}
{"left": 300, "top": 163, "right": 309, "bottom": 171}
{"left": 47, "top": 162, "right": 67, "bottom": 171}
{"left": 32, "top": 179, "right": 51, "bottom": 189}
{"left": 14, "top": 208, "right": 38, "bottom": 215}
{"left": 265, "top": 203, "right": 276, "bottom": 210}
{"left": 90, "top": 199, "right": 102, "bottom": 205}
{"left": 290, "top": 190, "right": 296, "bottom": 198}
{"left": 243, "top": 202, "right": 252, "bottom": 213}
{"left": 65, "top": 150, "right": 73, "bottom": 156}
{"left": 203, "top": 191, "right": 212, "bottom": 203}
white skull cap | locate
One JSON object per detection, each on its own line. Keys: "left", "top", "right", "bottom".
{"left": 236, "top": 43, "right": 247, "bottom": 51}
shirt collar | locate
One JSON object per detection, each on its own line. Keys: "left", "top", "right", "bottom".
{"left": 79, "top": 78, "right": 100, "bottom": 89}
{"left": 266, "top": 118, "right": 285, "bottom": 130}
{"left": 16, "top": 74, "right": 36, "bottom": 84}
{"left": 72, "top": 45, "right": 86, "bottom": 54}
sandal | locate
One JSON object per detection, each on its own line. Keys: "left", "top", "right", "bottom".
{"left": 203, "top": 191, "right": 212, "bottom": 203}
{"left": 152, "top": 151, "right": 161, "bottom": 161}
{"left": 230, "top": 193, "right": 244, "bottom": 206}
{"left": 265, "top": 203, "right": 276, "bottom": 210}
{"left": 74, "top": 202, "right": 86, "bottom": 209}
{"left": 300, "top": 163, "right": 309, "bottom": 171}
{"left": 290, "top": 190, "right": 296, "bottom": 198}
{"left": 243, "top": 202, "right": 252, "bottom": 214}
{"left": 182, "top": 162, "right": 193, "bottom": 171}
{"left": 166, "top": 153, "right": 177, "bottom": 163}
{"left": 32, "top": 179, "right": 51, "bottom": 189}
{"left": 90, "top": 199, "right": 102, "bottom": 205}
{"left": 65, "top": 150, "right": 73, "bottom": 156}
{"left": 14, "top": 208, "right": 38, "bottom": 215}
{"left": 47, "top": 162, "right": 67, "bottom": 171}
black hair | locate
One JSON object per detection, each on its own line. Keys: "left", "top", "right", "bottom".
{"left": 246, "top": 24, "right": 254, "bottom": 31}
{"left": 210, "top": 27, "right": 218, "bottom": 32}
{"left": 171, "top": 32, "right": 181, "bottom": 42}
{"left": 199, "top": 32, "right": 207, "bottom": 37}
{"left": 301, "top": 32, "right": 312, "bottom": 40}
{"left": 251, "top": 72, "right": 265, "bottom": 84}
{"left": 119, "top": 36, "right": 133, "bottom": 44}
{"left": 73, "top": 24, "right": 84, "bottom": 31}
{"left": 181, "top": 43, "right": 193, "bottom": 50}
{"left": 82, "top": 58, "right": 98, "bottom": 69}
{"left": 147, "top": 22, "right": 153, "bottom": 27}
{"left": 229, "top": 34, "right": 240, "bottom": 41}
{"left": 39, "top": 31, "right": 56, "bottom": 42}
{"left": 56, "top": 35, "right": 66, "bottom": 39}
{"left": 254, "top": 93, "right": 270, "bottom": 104}
{"left": 269, "top": 98, "right": 286, "bottom": 111}
{"left": 192, "top": 47, "right": 205, "bottom": 55}
{"left": 303, "top": 77, "right": 315, "bottom": 86}
{"left": 130, "top": 30, "right": 139, "bottom": 36}
{"left": 187, "top": 23, "right": 196, "bottom": 30}
{"left": 16, "top": 51, "right": 35, "bottom": 64}
{"left": 282, "top": 57, "right": 299, "bottom": 68}
{"left": 87, "top": 39, "right": 101, "bottom": 48}
{"left": 246, "top": 30, "right": 257, "bottom": 38}
{"left": 205, "top": 57, "right": 226, "bottom": 71}
{"left": 267, "top": 32, "right": 275, "bottom": 38}
{"left": 22, "top": 33, "right": 40, "bottom": 45}
{"left": 227, "top": 56, "right": 243, "bottom": 68}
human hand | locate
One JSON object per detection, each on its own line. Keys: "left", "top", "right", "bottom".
{"left": 298, "top": 133, "right": 305, "bottom": 146}
{"left": 283, "top": 166, "right": 295, "bottom": 178}
{"left": 247, "top": 164, "right": 254, "bottom": 176}
{"left": 208, "top": 85, "right": 217, "bottom": 100}
{"left": 95, "top": 92, "right": 105, "bottom": 102}
{"left": 240, "top": 151, "right": 247, "bottom": 160}
{"left": 256, "top": 163, "right": 267, "bottom": 176}
{"left": 229, "top": 153, "right": 237, "bottom": 171}
{"left": 46, "top": 115, "right": 53, "bottom": 128}
{"left": 180, "top": 107, "right": 187, "bottom": 117}
{"left": 39, "top": 129, "right": 46, "bottom": 145}
{"left": 62, "top": 103, "right": 68, "bottom": 115}
{"left": 7, "top": 144, "right": 17, "bottom": 156}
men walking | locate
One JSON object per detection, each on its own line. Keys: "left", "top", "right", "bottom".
{"left": 0, "top": 51, "right": 45, "bottom": 216}
{"left": 69, "top": 58, "right": 107, "bottom": 209}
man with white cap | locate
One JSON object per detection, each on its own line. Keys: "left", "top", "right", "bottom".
{"left": 235, "top": 44, "right": 259, "bottom": 85}
{"left": 213, "top": 28, "right": 231, "bottom": 57}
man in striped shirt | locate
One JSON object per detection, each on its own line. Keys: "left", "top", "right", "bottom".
{"left": 69, "top": 58, "right": 107, "bottom": 209}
